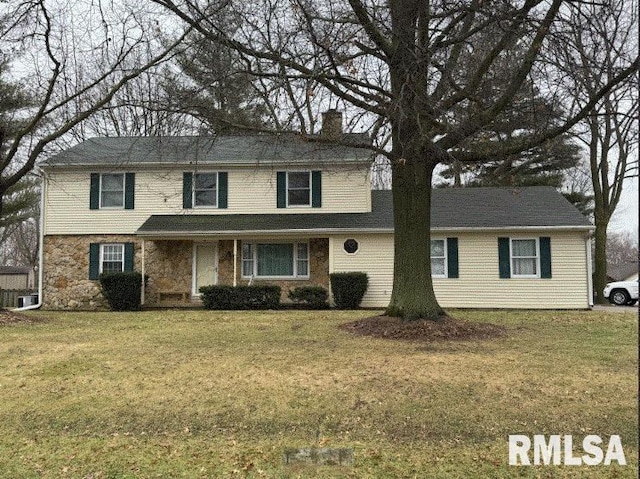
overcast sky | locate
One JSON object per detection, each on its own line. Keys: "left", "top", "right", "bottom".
{"left": 609, "top": 175, "right": 639, "bottom": 241}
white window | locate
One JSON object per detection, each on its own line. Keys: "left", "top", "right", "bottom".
{"left": 100, "top": 173, "right": 125, "bottom": 208}
{"left": 100, "top": 244, "right": 124, "bottom": 274}
{"left": 511, "top": 238, "right": 539, "bottom": 277}
{"left": 241, "top": 243, "right": 254, "bottom": 277}
{"left": 430, "top": 239, "right": 447, "bottom": 278}
{"left": 193, "top": 172, "right": 217, "bottom": 207}
{"left": 287, "top": 172, "right": 311, "bottom": 206}
{"left": 241, "top": 242, "right": 310, "bottom": 278}
{"left": 296, "top": 243, "right": 309, "bottom": 276}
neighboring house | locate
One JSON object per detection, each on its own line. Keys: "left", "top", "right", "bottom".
{"left": 40, "top": 115, "right": 594, "bottom": 310}
{"left": 0, "top": 266, "right": 34, "bottom": 290}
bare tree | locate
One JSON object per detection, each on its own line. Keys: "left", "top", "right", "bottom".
{"left": 552, "top": 0, "right": 639, "bottom": 302}
{"left": 607, "top": 231, "right": 638, "bottom": 269}
{"left": 0, "top": 0, "right": 191, "bottom": 220}
{"left": 152, "top": 0, "right": 638, "bottom": 320}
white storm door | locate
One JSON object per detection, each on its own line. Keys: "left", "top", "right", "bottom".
{"left": 193, "top": 243, "right": 218, "bottom": 295}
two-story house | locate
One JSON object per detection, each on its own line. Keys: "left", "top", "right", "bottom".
{"left": 40, "top": 112, "right": 594, "bottom": 310}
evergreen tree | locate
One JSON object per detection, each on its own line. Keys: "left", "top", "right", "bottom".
{"left": 438, "top": 29, "right": 582, "bottom": 191}
{"left": 164, "top": 32, "right": 270, "bottom": 132}
{"left": 0, "top": 60, "right": 37, "bottom": 228}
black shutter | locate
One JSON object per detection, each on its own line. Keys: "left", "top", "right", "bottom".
{"left": 276, "top": 171, "right": 287, "bottom": 208}
{"left": 540, "top": 237, "right": 552, "bottom": 279}
{"left": 124, "top": 243, "right": 135, "bottom": 271}
{"left": 446, "top": 237, "right": 459, "bottom": 278}
{"left": 498, "top": 237, "right": 511, "bottom": 279}
{"left": 218, "top": 172, "right": 228, "bottom": 208}
{"left": 89, "top": 243, "right": 100, "bottom": 280}
{"left": 183, "top": 172, "right": 193, "bottom": 209}
{"left": 311, "top": 171, "right": 322, "bottom": 208}
{"left": 90, "top": 173, "right": 100, "bottom": 210}
{"left": 124, "top": 173, "right": 135, "bottom": 210}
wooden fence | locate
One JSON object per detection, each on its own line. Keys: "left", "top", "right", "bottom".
{"left": 0, "top": 289, "right": 36, "bottom": 308}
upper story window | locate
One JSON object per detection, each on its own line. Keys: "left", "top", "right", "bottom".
{"left": 194, "top": 172, "right": 218, "bottom": 207}
{"left": 277, "top": 171, "right": 321, "bottom": 208}
{"left": 511, "top": 238, "right": 539, "bottom": 277}
{"left": 183, "top": 172, "right": 228, "bottom": 209}
{"left": 90, "top": 172, "right": 134, "bottom": 210}
{"left": 430, "top": 239, "right": 447, "bottom": 277}
{"left": 287, "top": 172, "right": 311, "bottom": 206}
{"left": 100, "top": 173, "right": 125, "bottom": 208}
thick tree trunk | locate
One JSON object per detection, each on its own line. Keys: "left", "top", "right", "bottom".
{"left": 385, "top": 146, "right": 445, "bottom": 321}
{"left": 384, "top": 0, "right": 446, "bottom": 321}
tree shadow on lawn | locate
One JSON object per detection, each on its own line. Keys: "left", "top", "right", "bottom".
{"left": 339, "top": 314, "right": 507, "bottom": 342}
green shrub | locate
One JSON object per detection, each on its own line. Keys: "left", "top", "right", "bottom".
{"left": 99, "top": 272, "right": 144, "bottom": 311}
{"left": 287, "top": 286, "right": 329, "bottom": 309}
{"left": 330, "top": 272, "right": 369, "bottom": 309}
{"left": 199, "top": 285, "right": 281, "bottom": 310}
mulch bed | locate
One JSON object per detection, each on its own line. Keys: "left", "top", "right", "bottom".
{"left": 0, "top": 308, "right": 47, "bottom": 326}
{"left": 339, "top": 315, "right": 507, "bottom": 342}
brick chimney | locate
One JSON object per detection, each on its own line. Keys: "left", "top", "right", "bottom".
{"left": 321, "top": 109, "right": 343, "bottom": 141}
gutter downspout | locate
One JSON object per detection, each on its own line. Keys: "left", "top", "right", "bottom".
{"left": 141, "top": 239, "right": 146, "bottom": 306}
{"left": 13, "top": 173, "right": 45, "bottom": 311}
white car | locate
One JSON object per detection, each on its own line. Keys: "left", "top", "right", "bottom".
{"left": 603, "top": 278, "right": 639, "bottom": 306}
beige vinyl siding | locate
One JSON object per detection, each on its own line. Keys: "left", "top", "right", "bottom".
{"left": 44, "top": 166, "right": 371, "bottom": 235}
{"left": 330, "top": 231, "right": 590, "bottom": 309}
{"left": 330, "top": 234, "right": 394, "bottom": 308}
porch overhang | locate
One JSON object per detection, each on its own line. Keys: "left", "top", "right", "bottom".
{"left": 135, "top": 211, "right": 393, "bottom": 239}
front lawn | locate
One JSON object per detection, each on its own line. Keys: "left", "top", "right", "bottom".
{"left": 0, "top": 309, "right": 637, "bottom": 478}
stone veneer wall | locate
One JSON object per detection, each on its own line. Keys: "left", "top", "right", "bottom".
{"left": 43, "top": 236, "right": 329, "bottom": 309}
{"left": 218, "top": 238, "right": 330, "bottom": 301}
{"left": 143, "top": 240, "right": 193, "bottom": 299}
{"left": 43, "top": 235, "right": 139, "bottom": 310}
{"left": 43, "top": 235, "right": 193, "bottom": 310}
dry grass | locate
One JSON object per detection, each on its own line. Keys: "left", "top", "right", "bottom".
{"left": 0, "top": 309, "right": 636, "bottom": 478}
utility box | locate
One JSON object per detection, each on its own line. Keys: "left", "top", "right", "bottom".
{"left": 17, "top": 294, "right": 38, "bottom": 308}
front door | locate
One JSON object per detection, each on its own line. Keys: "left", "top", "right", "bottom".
{"left": 194, "top": 243, "right": 217, "bottom": 295}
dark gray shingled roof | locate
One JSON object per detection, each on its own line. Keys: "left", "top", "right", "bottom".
{"left": 43, "top": 134, "right": 372, "bottom": 167}
{"left": 136, "top": 186, "right": 592, "bottom": 236}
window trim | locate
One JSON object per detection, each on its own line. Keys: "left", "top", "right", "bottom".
{"left": 286, "top": 171, "right": 312, "bottom": 207}
{"left": 99, "top": 173, "right": 125, "bottom": 209}
{"left": 99, "top": 243, "right": 125, "bottom": 274}
{"left": 192, "top": 171, "right": 219, "bottom": 208}
{"left": 241, "top": 241, "right": 310, "bottom": 279}
{"left": 430, "top": 238, "right": 447, "bottom": 279}
{"left": 510, "top": 238, "right": 541, "bottom": 279}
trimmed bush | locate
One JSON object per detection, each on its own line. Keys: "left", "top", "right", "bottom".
{"left": 330, "top": 272, "right": 369, "bottom": 309}
{"left": 199, "top": 285, "right": 281, "bottom": 310}
{"left": 99, "top": 271, "right": 143, "bottom": 311}
{"left": 287, "top": 286, "right": 329, "bottom": 309}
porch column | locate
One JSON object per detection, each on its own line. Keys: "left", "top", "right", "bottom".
{"left": 141, "top": 239, "right": 146, "bottom": 305}
{"left": 233, "top": 239, "right": 238, "bottom": 287}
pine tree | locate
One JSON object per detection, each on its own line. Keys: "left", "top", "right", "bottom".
{"left": 0, "top": 60, "right": 37, "bottom": 228}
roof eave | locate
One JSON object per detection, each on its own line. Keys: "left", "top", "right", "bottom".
{"left": 41, "top": 158, "right": 373, "bottom": 169}
{"left": 136, "top": 224, "right": 594, "bottom": 239}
